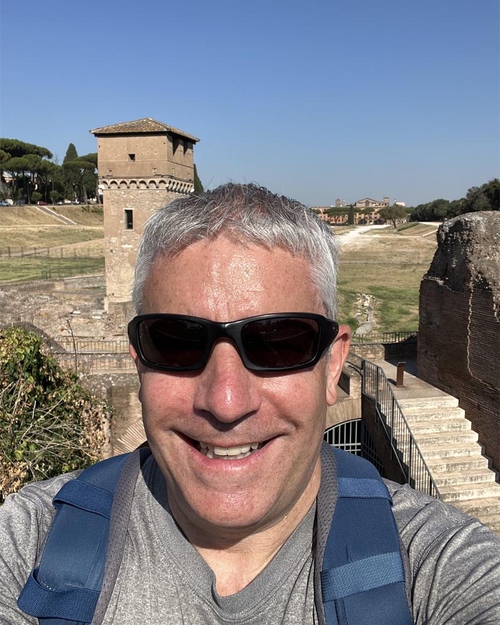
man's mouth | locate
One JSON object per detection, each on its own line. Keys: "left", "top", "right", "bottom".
{"left": 197, "top": 442, "right": 263, "bottom": 460}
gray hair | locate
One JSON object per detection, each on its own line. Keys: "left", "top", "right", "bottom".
{"left": 132, "top": 183, "right": 339, "bottom": 318}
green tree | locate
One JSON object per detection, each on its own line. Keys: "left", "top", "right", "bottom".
{"left": 462, "top": 180, "right": 499, "bottom": 213}
{"left": 3, "top": 156, "right": 31, "bottom": 201}
{"left": 62, "top": 143, "right": 80, "bottom": 200}
{"left": 193, "top": 163, "right": 204, "bottom": 194}
{"left": 37, "top": 160, "right": 61, "bottom": 203}
{"left": 378, "top": 205, "right": 407, "bottom": 228}
{"left": 63, "top": 143, "right": 79, "bottom": 164}
{"left": 482, "top": 178, "right": 500, "bottom": 210}
{"left": 409, "top": 179, "right": 499, "bottom": 222}
{"left": 63, "top": 154, "right": 97, "bottom": 204}
{"left": 78, "top": 153, "right": 99, "bottom": 203}
{"left": 0, "top": 139, "right": 53, "bottom": 203}
{"left": 0, "top": 138, "right": 52, "bottom": 160}
{"left": 348, "top": 204, "right": 355, "bottom": 225}
{"left": 0, "top": 327, "right": 110, "bottom": 502}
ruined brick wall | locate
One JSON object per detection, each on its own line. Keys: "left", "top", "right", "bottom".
{"left": 418, "top": 212, "right": 500, "bottom": 471}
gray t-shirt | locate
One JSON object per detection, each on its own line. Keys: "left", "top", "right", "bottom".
{"left": 97, "top": 458, "right": 318, "bottom": 624}
{"left": 1, "top": 454, "right": 499, "bottom": 624}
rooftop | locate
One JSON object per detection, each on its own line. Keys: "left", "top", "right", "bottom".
{"left": 90, "top": 118, "right": 200, "bottom": 143}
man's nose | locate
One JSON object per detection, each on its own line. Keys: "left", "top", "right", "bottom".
{"left": 193, "top": 340, "right": 262, "bottom": 424}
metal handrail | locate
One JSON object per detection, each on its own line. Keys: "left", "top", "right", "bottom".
{"left": 348, "top": 354, "right": 440, "bottom": 498}
{"left": 351, "top": 330, "right": 418, "bottom": 344}
{"left": 50, "top": 338, "right": 130, "bottom": 354}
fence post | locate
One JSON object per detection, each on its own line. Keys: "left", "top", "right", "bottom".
{"left": 396, "top": 361, "right": 406, "bottom": 387}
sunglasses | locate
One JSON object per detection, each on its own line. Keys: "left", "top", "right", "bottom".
{"left": 128, "top": 313, "right": 339, "bottom": 373}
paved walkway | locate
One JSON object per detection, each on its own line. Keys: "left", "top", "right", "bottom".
{"left": 373, "top": 358, "right": 456, "bottom": 403}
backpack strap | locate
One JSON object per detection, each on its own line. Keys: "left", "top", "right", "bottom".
{"left": 17, "top": 451, "right": 145, "bottom": 625}
{"left": 321, "top": 447, "right": 412, "bottom": 625}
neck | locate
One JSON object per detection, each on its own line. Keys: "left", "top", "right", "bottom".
{"left": 169, "top": 468, "right": 320, "bottom": 596}
{"left": 197, "top": 500, "right": 316, "bottom": 596}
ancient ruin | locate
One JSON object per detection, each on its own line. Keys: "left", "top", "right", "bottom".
{"left": 418, "top": 212, "right": 500, "bottom": 472}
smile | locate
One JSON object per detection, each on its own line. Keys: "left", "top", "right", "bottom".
{"left": 198, "top": 441, "right": 263, "bottom": 460}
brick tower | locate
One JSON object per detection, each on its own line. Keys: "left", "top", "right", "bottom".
{"left": 90, "top": 118, "right": 200, "bottom": 324}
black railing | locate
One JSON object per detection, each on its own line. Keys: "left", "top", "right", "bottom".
{"left": 53, "top": 352, "right": 135, "bottom": 372}
{"left": 49, "top": 339, "right": 133, "bottom": 372}
{"left": 52, "top": 338, "right": 129, "bottom": 353}
{"left": 348, "top": 354, "right": 440, "bottom": 498}
{"left": 351, "top": 331, "right": 417, "bottom": 344}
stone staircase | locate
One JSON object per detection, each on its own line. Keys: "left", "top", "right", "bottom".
{"left": 396, "top": 394, "right": 500, "bottom": 536}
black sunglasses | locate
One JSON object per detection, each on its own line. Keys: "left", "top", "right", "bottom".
{"left": 128, "top": 313, "right": 339, "bottom": 373}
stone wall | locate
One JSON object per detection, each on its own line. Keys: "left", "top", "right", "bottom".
{"left": 85, "top": 372, "right": 142, "bottom": 456}
{"left": 418, "top": 212, "right": 500, "bottom": 471}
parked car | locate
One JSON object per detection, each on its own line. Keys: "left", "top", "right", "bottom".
{"left": 0, "top": 200, "right": 10, "bottom": 207}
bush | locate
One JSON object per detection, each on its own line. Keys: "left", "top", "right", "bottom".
{"left": 30, "top": 191, "right": 43, "bottom": 204}
{"left": 0, "top": 327, "right": 111, "bottom": 502}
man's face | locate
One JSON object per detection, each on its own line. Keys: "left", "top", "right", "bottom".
{"left": 131, "top": 236, "right": 349, "bottom": 539}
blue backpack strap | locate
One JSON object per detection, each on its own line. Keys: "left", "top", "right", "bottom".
{"left": 321, "top": 448, "right": 412, "bottom": 625}
{"left": 17, "top": 453, "right": 132, "bottom": 625}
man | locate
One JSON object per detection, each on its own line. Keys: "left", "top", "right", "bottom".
{"left": 1, "top": 183, "right": 499, "bottom": 624}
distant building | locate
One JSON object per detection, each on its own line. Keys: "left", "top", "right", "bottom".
{"left": 354, "top": 197, "right": 390, "bottom": 209}
{"left": 313, "top": 195, "right": 400, "bottom": 226}
{"left": 90, "top": 117, "right": 200, "bottom": 323}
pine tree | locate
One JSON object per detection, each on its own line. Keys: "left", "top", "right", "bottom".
{"left": 193, "top": 164, "right": 204, "bottom": 194}
{"left": 63, "top": 143, "right": 78, "bottom": 164}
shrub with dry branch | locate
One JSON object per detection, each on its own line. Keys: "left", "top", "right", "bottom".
{"left": 0, "top": 327, "right": 110, "bottom": 502}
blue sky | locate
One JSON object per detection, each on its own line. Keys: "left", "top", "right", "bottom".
{"left": 0, "top": 0, "right": 498, "bottom": 207}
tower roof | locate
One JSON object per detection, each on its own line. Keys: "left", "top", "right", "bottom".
{"left": 90, "top": 117, "right": 200, "bottom": 142}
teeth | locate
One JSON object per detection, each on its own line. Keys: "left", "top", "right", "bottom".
{"left": 198, "top": 442, "right": 262, "bottom": 460}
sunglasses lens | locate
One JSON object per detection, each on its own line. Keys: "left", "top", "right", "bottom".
{"left": 139, "top": 318, "right": 207, "bottom": 369}
{"left": 242, "top": 317, "right": 319, "bottom": 369}
{"left": 132, "top": 314, "right": 330, "bottom": 372}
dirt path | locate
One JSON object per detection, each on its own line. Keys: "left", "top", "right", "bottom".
{"left": 337, "top": 225, "right": 390, "bottom": 248}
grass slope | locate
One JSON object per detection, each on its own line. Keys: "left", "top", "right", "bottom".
{"left": 337, "top": 227, "right": 437, "bottom": 332}
{"left": 0, "top": 206, "right": 105, "bottom": 282}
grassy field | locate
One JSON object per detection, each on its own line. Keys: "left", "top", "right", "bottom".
{"left": 1, "top": 227, "right": 104, "bottom": 251}
{"left": 0, "top": 204, "right": 104, "bottom": 252}
{"left": 0, "top": 205, "right": 105, "bottom": 282}
{"left": 336, "top": 227, "right": 438, "bottom": 332}
{"left": 0, "top": 256, "right": 105, "bottom": 282}
{"left": 0, "top": 207, "right": 438, "bottom": 333}
{"left": 51, "top": 205, "right": 104, "bottom": 226}
{"left": 0, "top": 204, "right": 103, "bottom": 227}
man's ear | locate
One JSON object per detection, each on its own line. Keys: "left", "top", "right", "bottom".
{"left": 129, "top": 342, "right": 140, "bottom": 370}
{"left": 129, "top": 343, "right": 145, "bottom": 404}
{"left": 326, "top": 324, "right": 351, "bottom": 406}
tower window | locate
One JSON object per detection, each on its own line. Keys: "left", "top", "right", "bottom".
{"left": 128, "top": 153, "right": 136, "bottom": 161}
{"left": 124, "top": 209, "right": 134, "bottom": 230}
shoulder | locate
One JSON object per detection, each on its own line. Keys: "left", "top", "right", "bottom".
{"left": 1, "top": 471, "right": 80, "bottom": 535}
{"left": 386, "top": 480, "right": 500, "bottom": 623}
{"left": 385, "top": 478, "right": 499, "bottom": 544}
{"left": 0, "top": 472, "right": 80, "bottom": 618}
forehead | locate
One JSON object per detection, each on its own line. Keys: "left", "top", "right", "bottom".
{"left": 141, "top": 237, "right": 324, "bottom": 318}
